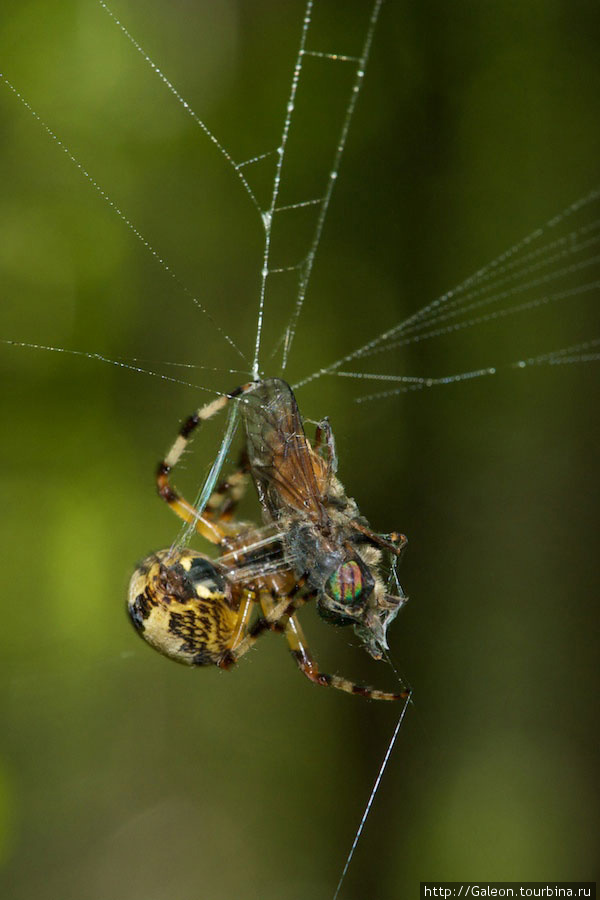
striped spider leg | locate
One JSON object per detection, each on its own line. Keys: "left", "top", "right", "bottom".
{"left": 128, "top": 380, "right": 409, "bottom": 701}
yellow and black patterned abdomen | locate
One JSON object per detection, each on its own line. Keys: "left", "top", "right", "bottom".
{"left": 127, "top": 549, "right": 239, "bottom": 666}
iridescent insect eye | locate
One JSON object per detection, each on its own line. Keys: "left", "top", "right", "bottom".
{"left": 326, "top": 560, "right": 366, "bottom": 607}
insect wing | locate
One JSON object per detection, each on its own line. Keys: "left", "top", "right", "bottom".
{"left": 239, "top": 379, "right": 328, "bottom": 527}
{"left": 218, "top": 523, "right": 289, "bottom": 583}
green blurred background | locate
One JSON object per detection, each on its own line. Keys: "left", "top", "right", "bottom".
{"left": 1, "top": 1, "right": 599, "bottom": 898}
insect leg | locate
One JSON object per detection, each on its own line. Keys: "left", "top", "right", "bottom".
{"left": 349, "top": 520, "right": 408, "bottom": 557}
{"left": 313, "top": 417, "right": 338, "bottom": 471}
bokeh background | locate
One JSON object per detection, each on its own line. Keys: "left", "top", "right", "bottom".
{"left": 1, "top": 1, "right": 599, "bottom": 898}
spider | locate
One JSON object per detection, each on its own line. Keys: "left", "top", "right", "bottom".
{"left": 128, "top": 378, "right": 409, "bottom": 701}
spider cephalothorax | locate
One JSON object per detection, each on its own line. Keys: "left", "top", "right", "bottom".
{"left": 128, "top": 378, "right": 408, "bottom": 701}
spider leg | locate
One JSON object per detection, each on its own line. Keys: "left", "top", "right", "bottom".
{"left": 203, "top": 450, "right": 250, "bottom": 523}
{"left": 259, "top": 592, "right": 407, "bottom": 702}
{"left": 156, "top": 385, "right": 253, "bottom": 544}
{"left": 219, "top": 590, "right": 311, "bottom": 668}
{"left": 228, "top": 589, "right": 257, "bottom": 654}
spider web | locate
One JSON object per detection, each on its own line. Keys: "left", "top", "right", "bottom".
{"left": 2, "top": 1, "right": 598, "bottom": 399}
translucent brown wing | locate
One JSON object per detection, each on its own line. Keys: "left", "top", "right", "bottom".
{"left": 238, "top": 379, "right": 330, "bottom": 528}
{"left": 218, "top": 523, "right": 290, "bottom": 583}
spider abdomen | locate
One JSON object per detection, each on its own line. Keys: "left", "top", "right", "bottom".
{"left": 127, "top": 549, "right": 238, "bottom": 666}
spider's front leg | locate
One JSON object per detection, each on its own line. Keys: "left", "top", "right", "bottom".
{"left": 129, "top": 383, "right": 269, "bottom": 665}
{"left": 203, "top": 450, "right": 250, "bottom": 524}
{"left": 156, "top": 385, "right": 253, "bottom": 544}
